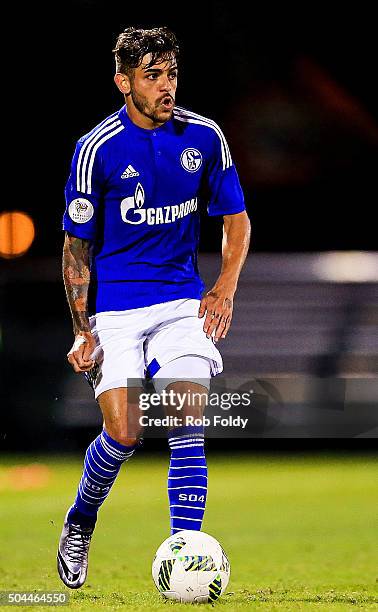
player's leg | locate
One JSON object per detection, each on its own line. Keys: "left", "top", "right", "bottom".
{"left": 144, "top": 299, "right": 222, "bottom": 535}
{"left": 58, "top": 308, "right": 147, "bottom": 588}
{"left": 67, "top": 386, "right": 144, "bottom": 526}
{"left": 154, "top": 355, "right": 211, "bottom": 535}
{"left": 57, "top": 386, "right": 144, "bottom": 589}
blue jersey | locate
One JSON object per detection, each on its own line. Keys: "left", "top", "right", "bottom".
{"left": 62, "top": 105, "right": 245, "bottom": 313}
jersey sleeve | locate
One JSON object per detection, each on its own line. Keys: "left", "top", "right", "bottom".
{"left": 62, "top": 138, "right": 104, "bottom": 239}
{"left": 205, "top": 127, "right": 246, "bottom": 216}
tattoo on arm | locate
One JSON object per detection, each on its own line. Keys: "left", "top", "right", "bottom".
{"left": 62, "top": 233, "right": 91, "bottom": 333}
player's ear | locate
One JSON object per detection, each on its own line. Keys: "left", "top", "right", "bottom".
{"left": 114, "top": 72, "right": 131, "bottom": 95}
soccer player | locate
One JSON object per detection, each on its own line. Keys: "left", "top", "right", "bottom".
{"left": 58, "top": 26, "right": 250, "bottom": 588}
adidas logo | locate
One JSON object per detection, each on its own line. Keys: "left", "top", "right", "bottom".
{"left": 121, "top": 165, "right": 140, "bottom": 179}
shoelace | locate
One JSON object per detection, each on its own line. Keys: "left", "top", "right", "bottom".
{"left": 65, "top": 523, "right": 93, "bottom": 563}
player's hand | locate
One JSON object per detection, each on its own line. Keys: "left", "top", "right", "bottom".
{"left": 198, "top": 286, "right": 235, "bottom": 342}
{"left": 67, "top": 331, "right": 96, "bottom": 373}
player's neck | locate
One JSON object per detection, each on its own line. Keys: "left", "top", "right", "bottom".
{"left": 125, "top": 102, "right": 165, "bottom": 130}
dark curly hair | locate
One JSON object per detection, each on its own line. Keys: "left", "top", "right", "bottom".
{"left": 113, "top": 27, "right": 179, "bottom": 74}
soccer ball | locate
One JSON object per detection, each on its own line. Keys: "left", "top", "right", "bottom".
{"left": 152, "top": 530, "right": 230, "bottom": 603}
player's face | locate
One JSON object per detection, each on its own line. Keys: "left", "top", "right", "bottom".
{"left": 128, "top": 53, "right": 178, "bottom": 127}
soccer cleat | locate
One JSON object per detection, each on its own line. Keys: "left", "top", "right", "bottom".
{"left": 57, "top": 511, "right": 95, "bottom": 589}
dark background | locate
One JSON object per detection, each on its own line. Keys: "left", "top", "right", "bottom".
{"left": 1, "top": 1, "right": 377, "bottom": 453}
{"left": 5, "top": 0, "right": 378, "bottom": 254}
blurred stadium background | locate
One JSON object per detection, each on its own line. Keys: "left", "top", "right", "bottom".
{"left": 1, "top": 0, "right": 377, "bottom": 451}
{"left": 0, "top": 2, "right": 377, "bottom": 606}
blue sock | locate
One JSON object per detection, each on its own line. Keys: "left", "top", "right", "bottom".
{"left": 67, "top": 429, "right": 137, "bottom": 526}
{"left": 168, "top": 425, "right": 207, "bottom": 534}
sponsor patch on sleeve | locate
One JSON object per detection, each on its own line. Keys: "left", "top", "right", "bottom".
{"left": 68, "top": 198, "right": 94, "bottom": 224}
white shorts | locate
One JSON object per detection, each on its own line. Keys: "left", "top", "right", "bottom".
{"left": 153, "top": 355, "right": 212, "bottom": 395}
{"left": 88, "top": 298, "right": 223, "bottom": 399}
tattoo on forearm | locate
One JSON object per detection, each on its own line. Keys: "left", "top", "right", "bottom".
{"left": 62, "top": 235, "right": 91, "bottom": 333}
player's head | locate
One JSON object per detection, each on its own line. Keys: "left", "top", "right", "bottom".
{"left": 113, "top": 27, "right": 179, "bottom": 128}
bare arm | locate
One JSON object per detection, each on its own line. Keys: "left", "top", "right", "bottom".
{"left": 198, "top": 210, "right": 251, "bottom": 341}
{"left": 63, "top": 231, "right": 96, "bottom": 372}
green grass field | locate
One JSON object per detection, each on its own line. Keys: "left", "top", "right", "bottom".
{"left": 0, "top": 453, "right": 377, "bottom": 611}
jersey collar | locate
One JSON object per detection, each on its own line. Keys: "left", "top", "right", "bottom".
{"left": 118, "top": 105, "right": 175, "bottom": 136}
